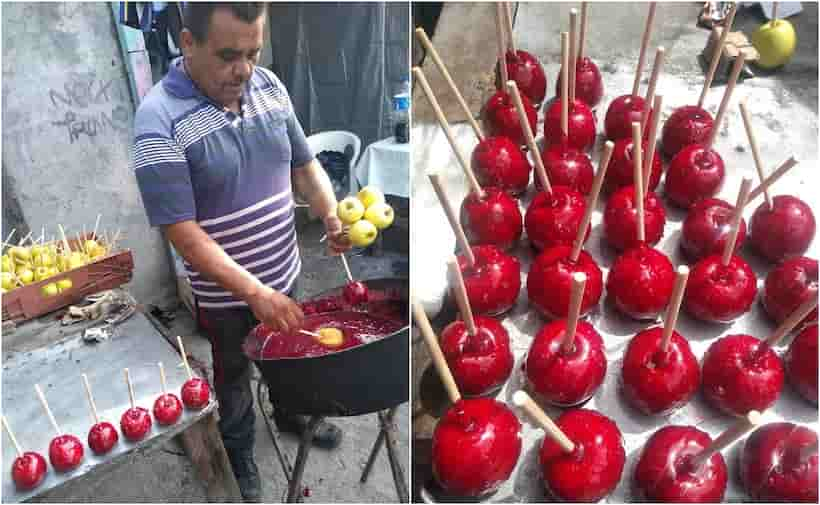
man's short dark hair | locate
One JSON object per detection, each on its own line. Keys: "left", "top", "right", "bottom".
{"left": 183, "top": 3, "right": 267, "bottom": 42}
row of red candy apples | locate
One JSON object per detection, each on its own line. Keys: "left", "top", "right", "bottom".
{"left": 4, "top": 337, "right": 209, "bottom": 491}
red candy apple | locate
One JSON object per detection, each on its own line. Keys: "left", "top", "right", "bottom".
{"left": 431, "top": 398, "right": 522, "bottom": 497}
{"left": 786, "top": 324, "right": 818, "bottom": 405}
{"left": 750, "top": 195, "right": 816, "bottom": 263}
{"left": 11, "top": 452, "right": 47, "bottom": 490}
{"left": 543, "top": 98, "right": 597, "bottom": 152}
{"left": 505, "top": 49, "right": 547, "bottom": 105}
{"left": 763, "top": 256, "right": 818, "bottom": 325}
{"left": 606, "top": 243, "right": 675, "bottom": 320}
{"left": 87, "top": 422, "right": 118, "bottom": 455}
{"left": 557, "top": 57, "right": 604, "bottom": 108}
{"left": 605, "top": 95, "right": 651, "bottom": 141}
{"left": 460, "top": 187, "right": 523, "bottom": 251}
{"left": 120, "top": 407, "right": 152, "bottom": 442}
{"left": 471, "top": 136, "right": 532, "bottom": 196}
{"left": 634, "top": 426, "right": 727, "bottom": 502}
{"left": 661, "top": 105, "right": 714, "bottom": 159}
{"left": 181, "top": 378, "right": 211, "bottom": 410}
{"left": 457, "top": 245, "right": 521, "bottom": 316}
{"left": 701, "top": 334, "right": 784, "bottom": 416}
{"left": 741, "top": 422, "right": 818, "bottom": 502}
{"left": 527, "top": 246, "right": 602, "bottom": 319}
{"left": 342, "top": 281, "right": 369, "bottom": 306}
{"left": 665, "top": 144, "right": 725, "bottom": 209}
{"left": 684, "top": 254, "right": 757, "bottom": 323}
{"left": 681, "top": 197, "right": 746, "bottom": 260}
{"left": 604, "top": 186, "right": 666, "bottom": 251}
{"left": 604, "top": 136, "right": 662, "bottom": 194}
{"left": 48, "top": 435, "right": 84, "bottom": 472}
{"left": 440, "top": 316, "right": 514, "bottom": 397}
{"left": 481, "top": 90, "right": 537, "bottom": 146}
{"left": 537, "top": 143, "right": 594, "bottom": 195}
{"left": 524, "top": 186, "right": 587, "bottom": 251}
{"left": 153, "top": 393, "right": 184, "bottom": 426}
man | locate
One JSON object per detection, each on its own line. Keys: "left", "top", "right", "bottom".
{"left": 132, "top": 3, "right": 350, "bottom": 501}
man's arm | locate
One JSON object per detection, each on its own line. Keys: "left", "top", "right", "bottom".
{"left": 164, "top": 220, "right": 303, "bottom": 332}
{"left": 292, "top": 158, "right": 351, "bottom": 254}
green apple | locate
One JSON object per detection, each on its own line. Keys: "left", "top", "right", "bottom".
{"left": 364, "top": 202, "right": 395, "bottom": 230}
{"left": 41, "top": 283, "right": 59, "bottom": 297}
{"left": 39, "top": 252, "right": 55, "bottom": 268}
{"left": 348, "top": 219, "right": 378, "bottom": 247}
{"left": 1, "top": 255, "right": 12, "bottom": 273}
{"left": 57, "top": 278, "right": 73, "bottom": 292}
{"left": 1, "top": 272, "right": 16, "bottom": 290}
{"left": 34, "top": 266, "right": 50, "bottom": 282}
{"left": 357, "top": 186, "right": 385, "bottom": 209}
{"left": 17, "top": 268, "right": 34, "bottom": 285}
{"left": 10, "top": 246, "right": 30, "bottom": 263}
{"left": 752, "top": 18, "right": 797, "bottom": 69}
{"left": 337, "top": 197, "right": 365, "bottom": 225}
{"left": 67, "top": 251, "right": 86, "bottom": 270}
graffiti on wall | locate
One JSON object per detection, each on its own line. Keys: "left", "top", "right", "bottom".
{"left": 49, "top": 72, "right": 130, "bottom": 143}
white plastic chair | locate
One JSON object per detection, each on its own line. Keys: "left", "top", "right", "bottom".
{"left": 306, "top": 130, "right": 362, "bottom": 169}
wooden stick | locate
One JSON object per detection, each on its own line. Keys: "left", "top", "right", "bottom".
{"left": 571, "top": 141, "right": 613, "bottom": 262}
{"left": 771, "top": 2, "right": 778, "bottom": 21}
{"left": 412, "top": 67, "right": 484, "bottom": 198}
{"left": 299, "top": 329, "right": 324, "bottom": 339}
{"left": 4, "top": 229, "right": 16, "bottom": 249}
{"left": 569, "top": 8, "right": 578, "bottom": 104}
{"left": 92, "top": 214, "right": 101, "bottom": 241}
{"left": 747, "top": 156, "right": 798, "bottom": 204}
{"left": 507, "top": 80, "right": 551, "bottom": 193}
{"left": 339, "top": 253, "right": 354, "bottom": 282}
{"left": 34, "top": 384, "right": 62, "bottom": 436}
{"left": 39, "top": 227, "right": 45, "bottom": 245}
{"left": 18, "top": 231, "right": 33, "bottom": 246}
{"left": 505, "top": 2, "right": 516, "bottom": 54}
{"left": 57, "top": 224, "right": 72, "bottom": 253}
{"left": 124, "top": 368, "right": 136, "bottom": 410}
{"left": 414, "top": 28, "right": 485, "bottom": 142}
{"left": 513, "top": 391, "right": 575, "bottom": 453}
{"left": 739, "top": 100, "right": 773, "bottom": 210}
{"left": 158, "top": 362, "right": 168, "bottom": 394}
{"left": 447, "top": 256, "right": 477, "bottom": 336}
{"left": 660, "top": 266, "right": 690, "bottom": 353}
{"left": 707, "top": 51, "right": 745, "bottom": 149}
{"left": 643, "top": 94, "right": 663, "bottom": 195}
{"left": 561, "top": 272, "right": 587, "bottom": 354}
{"left": 633, "top": 122, "right": 645, "bottom": 242}
{"left": 495, "top": 3, "right": 509, "bottom": 87}
{"left": 110, "top": 229, "right": 122, "bottom": 252}
{"left": 699, "top": 3, "right": 738, "bottom": 108}
{"left": 412, "top": 299, "right": 461, "bottom": 404}
{"left": 578, "top": 3, "right": 588, "bottom": 60}
{"left": 428, "top": 173, "right": 476, "bottom": 267}
{"left": 721, "top": 177, "right": 752, "bottom": 266}
{"left": 81, "top": 373, "right": 100, "bottom": 424}
{"left": 640, "top": 47, "right": 666, "bottom": 134}
{"left": 177, "top": 335, "right": 193, "bottom": 380}
{"left": 632, "top": 2, "right": 657, "bottom": 96}
{"left": 561, "top": 32, "right": 569, "bottom": 137}
{"left": 766, "top": 297, "right": 819, "bottom": 347}
{"left": 690, "top": 410, "right": 762, "bottom": 470}
{"left": 76, "top": 231, "right": 86, "bottom": 255}
{"left": 1, "top": 416, "right": 23, "bottom": 457}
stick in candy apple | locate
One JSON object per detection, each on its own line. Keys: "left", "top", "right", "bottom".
{"left": 177, "top": 336, "right": 211, "bottom": 410}
{"left": 120, "top": 368, "right": 152, "bottom": 442}
{"left": 526, "top": 272, "right": 607, "bottom": 406}
{"left": 500, "top": 2, "right": 546, "bottom": 105}
{"left": 634, "top": 410, "right": 761, "bottom": 502}
{"left": 428, "top": 173, "right": 521, "bottom": 317}
{"left": 2, "top": 415, "right": 47, "bottom": 491}
{"left": 153, "top": 363, "right": 183, "bottom": 426}
{"left": 439, "top": 256, "right": 514, "bottom": 397}
{"left": 701, "top": 297, "right": 818, "bottom": 416}
{"left": 81, "top": 373, "right": 118, "bottom": 455}
{"left": 514, "top": 390, "right": 625, "bottom": 502}
{"left": 555, "top": 3, "right": 604, "bottom": 108}
{"left": 34, "top": 383, "right": 84, "bottom": 472}
{"left": 413, "top": 300, "right": 521, "bottom": 498}
{"left": 528, "top": 141, "right": 612, "bottom": 319}
{"left": 622, "top": 266, "right": 700, "bottom": 415}
{"left": 415, "top": 27, "right": 532, "bottom": 196}
{"left": 661, "top": 4, "right": 737, "bottom": 159}
{"left": 339, "top": 253, "right": 368, "bottom": 306}
{"left": 414, "top": 66, "right": 523, "bottom": 250}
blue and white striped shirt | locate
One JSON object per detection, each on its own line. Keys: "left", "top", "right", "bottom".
{"left": 133, "top": 58, "right": 313, "bottom": 308}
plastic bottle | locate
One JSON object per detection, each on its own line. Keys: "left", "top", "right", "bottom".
{"left": 392, "top": 79, "right": 410, "bottom": 143}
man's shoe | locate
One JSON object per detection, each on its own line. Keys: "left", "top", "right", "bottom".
{"left": 227, "top": 449, "right": 261, "bottom": 503}
{"left": 273, "top": 410, "right": 343, "bottom": 449}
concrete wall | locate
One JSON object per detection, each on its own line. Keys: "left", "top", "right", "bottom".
{"left": 2, "top": 3, "right": 176, "bottom": 306}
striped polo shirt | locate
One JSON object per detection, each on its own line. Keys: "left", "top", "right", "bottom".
{"left": 133, "top": 58, "right": 313, "bottom": 309}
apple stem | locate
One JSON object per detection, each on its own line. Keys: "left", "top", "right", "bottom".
{"left": 660, "top": 266, "right": 689, "bottom": 355}
{"left": 34, "top": 384, "right": 62, "bottom": 436}
{"left": 513, "top": 391, "right": 575, "bottom": 453}
{"left": 339, "top": 253, "right": 354, "bottom": 282}
{"left": 747, "top": 156, "right": 798, "bottom": 206}
{"left": 632, "top": 122, "right": 646, "bottom": 243}
{"left": 707, "top": 51, "right": 745, "bottom": 149}
{"left": 772, "top": 2, "right": 778, "bottom": 21}
{"left": 765, "top": 297, "right": 819, "bottom": 347}
{"left": 124, "top": 368, "right": 136, "bottom": 410}
{"left": 448, "top": 256, "right": 477, "bottom": 336}
{"left": 177, "top": 335, "right": 194, "bottom": 380}
{"left": 690, "top": 410, "right": 762, "bottom": 471}
{"left": 1, "top": 416, "right": 23, "bottom": 457}
{"left": 561, "top": 32, "right": 569, "bottom": 138}
{"left": 158, "top": 362, "right": 168, "bottom": 395}
{"left": 413, "top": 299, "right": 462, "bottom": 404}
{"left": 699, "top": 4, "right": 737, "bottom": 108}
{"left": 571, "top": 141, "right": 612, "bottom": 263}
{"left": 561, "top": 273, "right": 587, "bottom": 354}
{"left": 721, "top": 178, "right": 752, "bottom": 267}
{"left": 643, "top": 94, "right": 663, "bottom": 196}
{"left": 504, "top": 2, "right": 517, "bottom": 55}
{"left": 739, "top": 100, "right": 774, "bottom": 210}
{"left": 495, "top": 3, "right": 509, "bottom": 89}
{"left": 507, "top": 79, "right": 551, "bottom": 194}
{"left": 81, "top": 373, "right": 101, "bottom": 425}
{"left": 632, "top": 3, "right": 657, "bottom": 97}
{"left": 414, "top": 28, "right": 485, "bottom": 143}
{"left": 578, "top": 3, "right": 588, "bottom": 60}
{"left": 569, "top": 8, "right": 578, "bottom": 104}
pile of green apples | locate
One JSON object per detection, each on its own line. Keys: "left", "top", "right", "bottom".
{"left": 336, "top": 186, "right": 396, "bottom": 247}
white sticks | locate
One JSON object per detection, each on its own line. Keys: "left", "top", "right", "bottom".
{"left": 766, "top": 297, "right": 819, "bottom": 347}
{"left": 2, "top": 416, "right": 23, "bottom": 457}
{"left": 643, "top": 94, "right": 663, "bottom": 195}
{"left": 513, "top": 391, "right": 575, "bottom": 453}
{"left": 34, "top": 384, "right": 62, "bottom": 436}
{"left": 690, "top": 410, "right": 762, "bottom": 470}
{"left": 632, "top": 3, "right": 657, "bottom": 96}
{"left": 747, "top": 156, "right": 798, "bottom": 204}
{"left": 177, "top": 335, "right": 194, "bottom": 380}
{"left": 738, "top": 100, "right": 773, "bottom": 210}
{"left": 640, "top": 47, "right": 665, "bottom": 134}
{"left": 340, "top": 253, "right": 354, "bottom": 282}
{"left": 507, "top": 80, "right": 551, "bottom": 193}
{"left": 495, "top": 3, "right": 509, "bottom": 86}
{"left": 699, "top": 3, "right": 738, "bottom": 108}
{"left": 412, "top": 299, "right": 462, "bottom": 404}
{"left": 570, "top": 141, "right": 613, "bottom": 262}
{"left": 660, "top": 266, "right": 690, "bottom": 354}
{"left": 561, "top": 273, "right": 587, "bottom": 354}
{"left": 81, "top": 373, "right": 101, "bottom": 424}
{"left": 428, "top": 172, "right": 476, "bottom": 267}
{"left": 561, "top": 32, "right": 570, "bottom": 137}
{"left": 448, "top": 256, "right": 477, "bottom": 336}
{"left": 124, "top": 368, "right": 136, "bottom": 410}
{"left": 569, "top": 9, "right": 578, "bottom": 104}
{"left": 707, "top": 51, "right": 746, "bottom": 149}
{"left": 158, "top": 362, "right": 168, "bottom": 395}
{"left": 632, "top": 122, "right": 646, "bottom": 243}
{"left": 721, "top": 178, "right": 752, "bottom": 266}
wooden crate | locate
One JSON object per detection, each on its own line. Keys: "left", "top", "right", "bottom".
{"left": 2, "top": 237, "right": 134, "bottom": 323}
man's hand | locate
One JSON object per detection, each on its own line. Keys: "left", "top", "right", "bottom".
{"left": 324, "top": 214, "right": 352, "bottom": 255}
{"left": 247, "top": 285, "right": 304, "bottom": 333}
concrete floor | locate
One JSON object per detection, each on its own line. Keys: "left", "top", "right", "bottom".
{"left": 31, "top": 212, "right": 410, "bottom": 503}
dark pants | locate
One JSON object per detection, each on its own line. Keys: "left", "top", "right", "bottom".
{"left": 196, "top": 281, "right": 300, "bottom": 454}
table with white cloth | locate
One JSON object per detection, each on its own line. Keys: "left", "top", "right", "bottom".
{"left": 353, "top": 136, "right": 410, "bottom": 198}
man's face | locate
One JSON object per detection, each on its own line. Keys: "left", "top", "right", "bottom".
{"left": 181, "top": 8, "right": 265, "bottom": 108}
